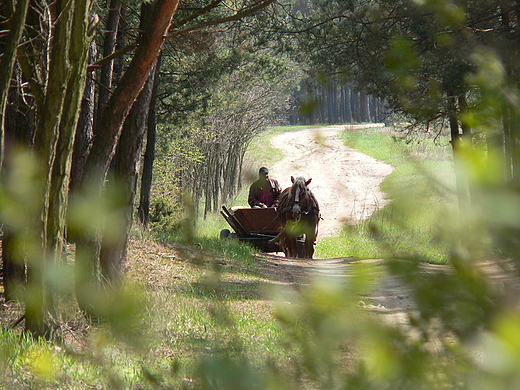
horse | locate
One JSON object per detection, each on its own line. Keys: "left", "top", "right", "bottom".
{"left": 270, "top": 176, "right": 320, "bottom": 258}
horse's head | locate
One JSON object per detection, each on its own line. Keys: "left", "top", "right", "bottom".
{"left": 289, "top": 176, "right": 312, "bottom": 219}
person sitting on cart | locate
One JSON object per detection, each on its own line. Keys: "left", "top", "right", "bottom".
{"left": 248, "top": 167, "right": 282, "bottom": 208}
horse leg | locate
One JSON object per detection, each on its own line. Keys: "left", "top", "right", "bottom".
{"left": 281, "top": 228, "right": 300, "bottom": 258}
{"left": 279, "top": 234, "right": 289, "bottom": 257}
{"left": 269, "top": 230, "right": 288, "bottom": 256}
{"left": 269, "top": 229, "right": 298, "bottom": 257}
{"left": 304, "top": 236, "right": 314, "bottom": 259}
{"left": 302, "top": 217, "right": 318, "bottom": 259}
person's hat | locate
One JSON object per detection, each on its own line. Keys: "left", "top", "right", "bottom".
{"left": 259, "top": 167, "right": 269, "bottom": 174}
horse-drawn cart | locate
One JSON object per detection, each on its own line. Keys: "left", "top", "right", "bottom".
{"left": 220, "top": 177, "right": 319, "bottom": 258}
{"left": 220, "top": 206, "right": 284, "bottom": 252}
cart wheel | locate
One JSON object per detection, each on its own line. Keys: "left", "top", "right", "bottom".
{"left": 220, "top": 229, "right": 231, "bottom": 239}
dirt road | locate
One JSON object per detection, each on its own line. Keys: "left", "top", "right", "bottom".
{"left": 270, "top": 125, "right": 394, "bottom": 237}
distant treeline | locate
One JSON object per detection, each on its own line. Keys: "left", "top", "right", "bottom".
{"left": 289, "top": 79, "right": 390, "bottom": 125}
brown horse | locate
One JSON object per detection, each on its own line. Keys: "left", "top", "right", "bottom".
{"left": 270, "top": 176, "right": 320, "bottom": 258}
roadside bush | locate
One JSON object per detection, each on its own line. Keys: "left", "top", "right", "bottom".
{"left": 148, "top": 197, "right": 184, "bottom": 238}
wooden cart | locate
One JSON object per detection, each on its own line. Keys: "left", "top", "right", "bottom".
{"left": 220, "top": 206, "right": 284, "bottom": 252}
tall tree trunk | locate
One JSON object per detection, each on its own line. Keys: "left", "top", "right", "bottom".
{"left": 448, "top": 95, "right": 462, "bottom": 150}
{"left": 26, "top": 0, "right": 93, "bottom": 337}
{"left": 2, "top": 229, "right": 25, "bottom": 302}
{"left": 138, "top": 55, "right": 161, "bottom": 227}
{"left": 99, "top": 63, "right": 156, "bottom": 282}
{"left": 344, "top": 86, "right": 352, "bottom": 123}
{"left": 81, "top": 0, "right": 180, "bottom": 185}
{"left": 75, "top": 0, "right": 179, "bottom": 299}
{"left": 448, "top": 93, "right": 471, "bottom": 224}
{"left": 27, "top": 0, "right": 75, "bottom": 336}
{"left": 503, "top": 103, "right": 514, "bottom": 182}
{"left": 370, "top": 96, "right": 377, "bottom": 122}
{"left": 510, "top": 113, "right": 520, "bottom": 185}
{"left": 48, "top": 0, "right": 95, "bottom": 263}
{"left": 351, "top": 90, "right": 360, "bottom": 122}
{"left": 70, "top": 41, "right": 97, "bottom": 192}
{"left": 94, "top": 0, "right": 121, "bottom": 135}
{"left": 326, "top": 84, "right": 333, "bottom": 124}
{"left": 360, "top": 91, "right": 369, "bottom": 122}
{"left": 1, "top": 122, "right": 25, "bottom": 302}
{"left": 2, "top": 66, "right": 36, "bottom": 301}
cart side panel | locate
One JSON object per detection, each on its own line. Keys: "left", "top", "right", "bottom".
{"left": 232, "top": 208, "right": 283, "bottom": 234}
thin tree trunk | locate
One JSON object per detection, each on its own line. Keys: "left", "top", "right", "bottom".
{"left": 26, "top": 0, "right": 75, "bottom": 336}
{"left": 0, "top": 129, "right": 25, "bottom": 302}
{"left": 352, "top": 90, "right": 360, "bottom": 122}
{"left": 94, "top": 0, "right": 121, "bottom": 135}
{"left": 2, "top": 67, "right": 35, "bottom": 302}
{"left": 73, "top": 0, "right": 179, "bottom": 306}
{"left": 70, "top": 41, "right": 97, "bottom": 192}
{"left": 448, "top": 93, "right": 471, "bottom": 221}
{"left": 0, "top": 0, "right": 30, "bottom": 170}
{"left": 345, "top": 86, "right": 352, "bottom": 123}
{"left": 503, "top": 103, "right": 513, "bottom": 182}
{"left": 138, "top": 55, "right": 161, "bottom": 227}
{"left": 49, "top": 0, "right": 95, "bottom": 257}
{"left": 2, "top": 229, "right": 25, "bottom": 302}
{"left": 511, "top": 113, "right": 520, "bottom": 184}
{"left": 360, "top": 91, "right": 369, "bottom": 122}
{"left": 448, "top": 95, "right": 462, "bottom": 150}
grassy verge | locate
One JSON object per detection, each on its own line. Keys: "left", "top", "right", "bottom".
{"left": 316, "top": 126, "right": 456, "bottom": 263}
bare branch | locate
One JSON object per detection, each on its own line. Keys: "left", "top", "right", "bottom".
{"left": 87, "top": 42, "right": 137, "bottom": 71}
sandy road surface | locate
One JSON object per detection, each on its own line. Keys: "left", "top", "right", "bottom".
{"left": 270, "top": 125, "right": 394, "bottom": 237}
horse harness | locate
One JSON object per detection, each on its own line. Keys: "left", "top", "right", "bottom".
{"left": 277, "top": 186, "right": 320, "bottom": 222}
